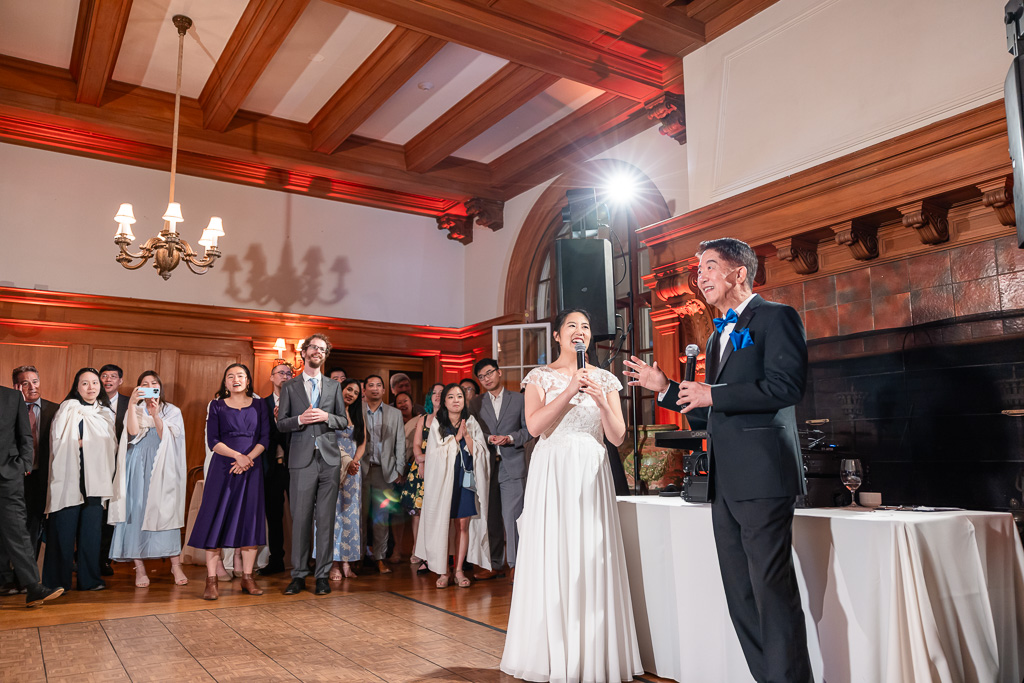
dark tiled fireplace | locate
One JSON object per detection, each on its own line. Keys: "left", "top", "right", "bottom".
{"left": 797, "top": 311, "right": 1024, "bottom": 511}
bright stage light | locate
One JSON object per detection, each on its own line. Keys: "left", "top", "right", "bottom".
{"left": 605, "top": 172, "right": 638, "bottom": 203}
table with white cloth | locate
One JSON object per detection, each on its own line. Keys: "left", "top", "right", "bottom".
{"left": 617, "top": 497, "right": 1024, "bottom": 683}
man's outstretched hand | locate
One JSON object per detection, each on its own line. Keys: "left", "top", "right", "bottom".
{"left": 623, "top": 356, "right": 670, "bottom": 393}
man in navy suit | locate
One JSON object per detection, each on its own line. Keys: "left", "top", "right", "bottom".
{"left": 625, "top": 237, "right": 811, "bottom": 683}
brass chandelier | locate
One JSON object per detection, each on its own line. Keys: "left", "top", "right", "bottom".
{"left": 112, "top": 14, "right": 224, "bottom": 280}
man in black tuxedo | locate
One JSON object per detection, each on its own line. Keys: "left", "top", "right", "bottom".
{"left": 624, "top": 237, "right": 811, "bottom": 683}
{"left": 0, "top": 382, "right": 63, "bottom": 607}
{"left": 259, "top": 361, "right": 294, "bottom": 576}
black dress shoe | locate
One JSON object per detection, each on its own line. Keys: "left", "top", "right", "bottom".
{"left": 26, "top": 584, "right": 64, "bottom": 607}
{"left": 284, "top": 578, "right": 305, "bottom": 595}
{"left": 86, "top": 582, "right": 107, "bottom": 591}
{"left": 257, "top": 562, "right": 285, "bottom": 576}
{"left": 314, "top": 578, "right": 331, "bottom": 595}
{"left": 0, "top": 582, "right": 20, "bottom": 596}
{"left": 101, "top": 562, "right": 114, "bottom": 577}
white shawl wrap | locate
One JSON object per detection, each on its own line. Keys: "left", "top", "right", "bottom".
{"left": 108, "top": 402, "right": 187, "bottom": 531}
{"left": 47, "top": 400, "right": 117, "bottom": 513}
{"left": 414, "top": 416, "right": 491, "bottom": 574}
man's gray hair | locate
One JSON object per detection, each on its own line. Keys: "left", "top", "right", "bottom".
{"left": 698, "top": 238, "right": 758, "bottom": 289}
{"left": 389, "top": 372, "right": 410, "bottom": 390}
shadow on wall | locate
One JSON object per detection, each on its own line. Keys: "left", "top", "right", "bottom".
{"left": 221, "top": 242, "right": 347, "bottom": 310}
{"left": 220, "top": 191, "right": 347, "bottom": 310}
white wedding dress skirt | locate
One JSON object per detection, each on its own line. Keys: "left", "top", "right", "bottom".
{"left": 500, "top": 367, "right": 643, "bottom": 683}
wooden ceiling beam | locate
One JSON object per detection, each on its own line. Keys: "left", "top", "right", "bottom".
{"left": 528, "top": 0, "right": 705, "bottom": 55}
{"left": 310, "top": 27, "right": 445, "bottom": 155}
{"left": 0, "top": 57, "right": 498, "bottom": 216}
{"left": 198, "top": 0, "right": 309, "bottom": 132}
{"left": 405, "top": 64, "right": 559, "bottom": 174}
{"left": 684, "top": 0, "right": 781, "bottom": 41}
{"left": 490, "top": 93, "right": 654, "bottom": 195}
{"left": 69, "top": 0, "right": 133, "bottom": 106}
{"left": 325, "top": 0, "right": 684, "bottom": 101}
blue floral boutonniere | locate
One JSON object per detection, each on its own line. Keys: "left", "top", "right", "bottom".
{"left": 730, "top": 327, "right": 753, "bottom": 351}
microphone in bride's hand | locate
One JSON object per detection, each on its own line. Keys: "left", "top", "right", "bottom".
{"left": 684, "top": 344, "right": 699, "bottom": 383}
{"left": 575, "top": 342, "right": 587, "bottom": 392}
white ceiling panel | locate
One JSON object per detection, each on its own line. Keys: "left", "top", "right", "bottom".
{"left": 353, "top": 43, "right": 507, "bottom": 145}
{"left": 0, "top": 0, "right": 79, "bottom": 68}
{"left": 112, "top": 0, "right": 249, "bottom": 98}
{"left": 241, "top": 4, "right": 394, "bottom": 123}
{"left": 453, "top": 79, "right": 604, "bottom": 163}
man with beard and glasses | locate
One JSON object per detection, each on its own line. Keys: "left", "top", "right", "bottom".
{"left": 277, "top": 334, "right": 347, "bottom": 596}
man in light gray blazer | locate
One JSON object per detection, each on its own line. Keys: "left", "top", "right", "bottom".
{"left": 361, "top": 375, "right": 406, "bottom": 574}
{"left": 276, "top": 333, "right": 347, "bottom": 596}
{"left": 470, "top": 358, "right": 532, "bottom": 583}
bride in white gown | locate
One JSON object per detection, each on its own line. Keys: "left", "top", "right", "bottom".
{"left": 500, "top": 309, "right": 643, "bottom": 683}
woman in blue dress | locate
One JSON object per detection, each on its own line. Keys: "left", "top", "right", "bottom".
{"left": 187, "top": 363, "right": 269, "bottom": 600}
{"left": 328, "top": 378, "right": 366, "bottom": 580}
{"left": 108, "top": 371, "right": 189, "bottom": 587}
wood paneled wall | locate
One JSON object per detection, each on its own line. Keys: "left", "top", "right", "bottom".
{"left": 639, "top": 101, "right": 1018, "bottom": 376}
{"left": 0, "top": 287, "right": 520, "bottom": 479}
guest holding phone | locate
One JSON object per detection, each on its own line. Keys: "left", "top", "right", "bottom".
{"left": 43, "top": 368, "right": 117, "bottom": 592}
{"left": 108, "top": 371, "right": 189, "bottom": 587}
{"left": 414, "top": 384, "right": 491, "bottom": 589}
{"left": 187, "top": 364, "right": 269, "bottom": 600}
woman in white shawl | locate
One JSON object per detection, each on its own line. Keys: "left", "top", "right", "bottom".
{"left": 107, "top": 371, "right": 188, "bottom": 587}
{"left": 42, "top": 367, "right": 117, "bottom": 592}
{"left": 413, "top": 383, "right": 490, "bottom": 589}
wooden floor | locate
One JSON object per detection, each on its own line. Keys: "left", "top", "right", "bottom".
{"left": 0, "top": 560, "right": 670, "bottom": 682}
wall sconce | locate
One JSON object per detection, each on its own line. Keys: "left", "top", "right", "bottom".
{"left": 273, "top": 338, "right": 287, "bottom": 358}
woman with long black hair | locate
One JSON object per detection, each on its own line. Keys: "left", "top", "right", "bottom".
{"left": 43, "top": 367, "right": 117, "bottom": 592}
{"left": 187, "top": 363, "right": 269, "bottom": 600}
{"left": 108, "top": 370, "right": 189, "bottom": 587}
{"left": 501, "top": 308, "right": 642, "bottom": 682}
{"left": 414, "top": 383, "right": 491, "bottom": 589}
{"left": 326, "top": 378, "right": 367, "bottom": 580}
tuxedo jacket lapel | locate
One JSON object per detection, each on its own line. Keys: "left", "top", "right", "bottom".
{"left": 713, "top": 295, "right": 762, "bottom": 383}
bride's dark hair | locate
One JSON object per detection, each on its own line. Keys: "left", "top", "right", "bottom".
{"left": 435, "top": 383, "right": 469, "bottom": 438}
{"left": 552, "top": 308, "right": 599, "bottom": 364}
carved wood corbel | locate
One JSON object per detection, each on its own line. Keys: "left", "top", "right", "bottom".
{"left": 436, "top": 214, "right": 472, "bottom": 244}
{"left": 831, "top": 218, "right": 879, "bottom": 260}
{"left": 774, "top": 237, "right": 819, "bottom": 275}
{"left": 644, "top": 92, "right": 686, "bottom": 145}
{"left": 897, "top": 200, "right": 949, "bottom": 245}
{"left": 464, "top": 197, "right": 505, "bottom": 231}
{"left": 977, "top": 176, "right": 1016, "bottom": 227}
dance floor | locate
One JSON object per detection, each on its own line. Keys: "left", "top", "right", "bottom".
{"left": 0, "top": 561, "right": 672, "bottom": 682}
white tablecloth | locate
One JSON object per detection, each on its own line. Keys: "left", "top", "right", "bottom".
{"left": 617, "top": 498, "right": 1024, "bottom": 683}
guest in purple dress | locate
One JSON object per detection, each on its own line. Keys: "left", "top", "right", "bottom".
{"left": 187, "top": 363, "right": 269, "bottom": 600}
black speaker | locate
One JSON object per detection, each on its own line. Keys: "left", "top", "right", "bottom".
{"left": 555, "top": 238, "right": 615, "bottom": 340}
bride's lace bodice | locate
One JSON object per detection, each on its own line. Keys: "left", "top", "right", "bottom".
{"left": 522, "top": 366, "right": 622, "bottom": 443}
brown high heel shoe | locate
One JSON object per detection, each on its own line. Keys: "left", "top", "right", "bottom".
{"left": 240, "top": 573, "right": 264, "bottom": 596}
{"left": 203, "top": 576, "right": 219, "bottom": 601}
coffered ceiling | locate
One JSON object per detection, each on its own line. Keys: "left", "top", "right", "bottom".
{"left": 0, "top": 0, "right": 778, "bottom": 234}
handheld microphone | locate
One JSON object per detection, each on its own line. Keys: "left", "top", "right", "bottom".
{"left": 680, "top": 344, "right": 700, "bottom": 410}
{"left": 684, "top": 344, "right": 699, "bottom": 383}
{"left": 574, "top": 341, "right": 586, "bottom": 392}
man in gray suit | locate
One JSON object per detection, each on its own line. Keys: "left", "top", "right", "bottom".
{"left": 361, "top": 375, "right": 406, "bottom": 574}
{"left": 276, "top": 333, "right": 347, "bottom": 596}
{"left": 470, "top": 358, "right": 532, "bottom": 584}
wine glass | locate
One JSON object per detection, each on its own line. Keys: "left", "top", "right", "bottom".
{"left": 840, "top": 458, "right": 863, "bottom": 508}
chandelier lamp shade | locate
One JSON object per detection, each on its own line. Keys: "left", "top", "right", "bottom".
{"left": 112, "top": 15, "right": 224, "bottom": 280}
